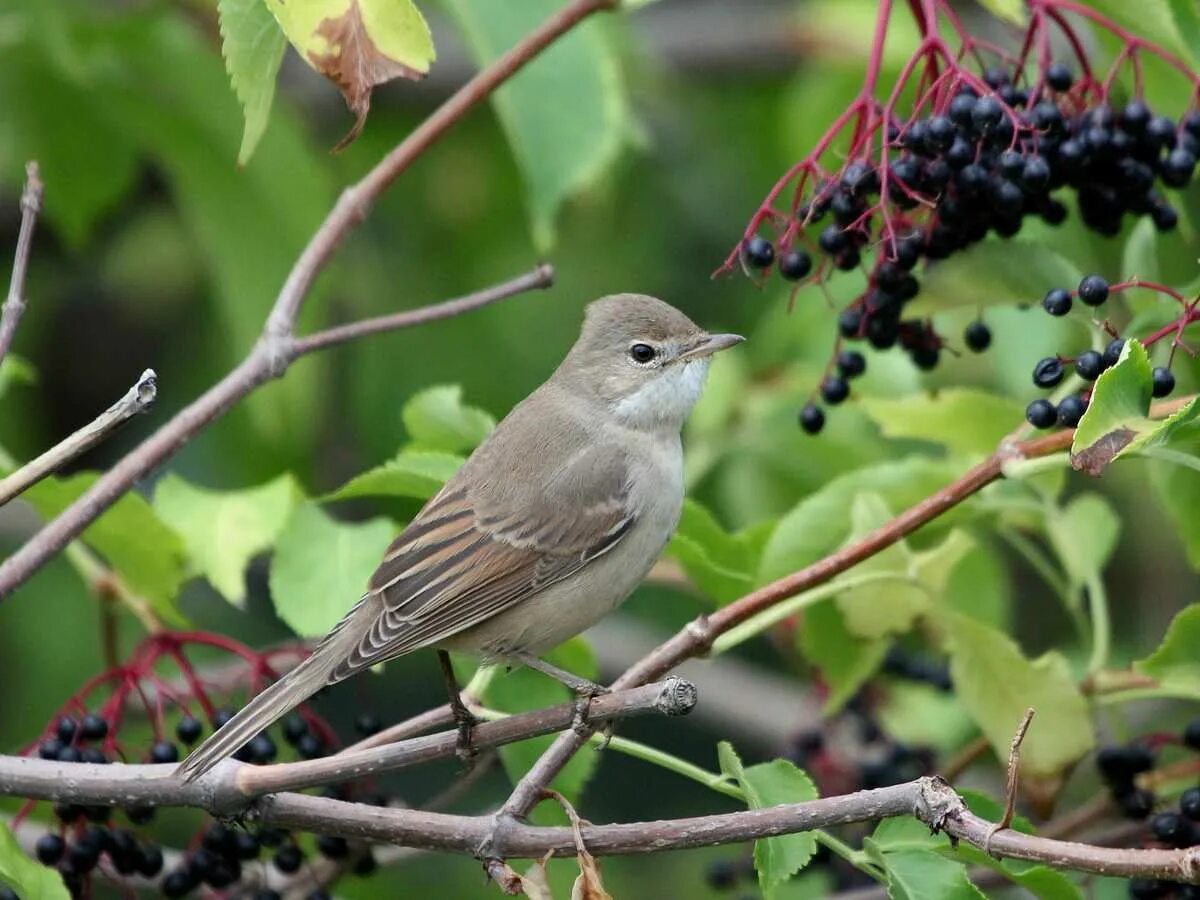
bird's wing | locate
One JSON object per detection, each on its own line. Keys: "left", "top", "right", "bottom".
{"left": 328, "top": 442, "right": 634, "bottom": 681}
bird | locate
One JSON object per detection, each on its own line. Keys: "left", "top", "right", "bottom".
{"left": 176, "top": 293, "right": 743, "bottom": 782}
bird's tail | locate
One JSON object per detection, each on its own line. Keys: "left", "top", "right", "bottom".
{"left": 172, "top": 592, "right": 391, "bottom": 785}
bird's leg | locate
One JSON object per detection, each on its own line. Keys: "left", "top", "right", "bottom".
{"left": 512, "top": 651, "right": 610, "bottom": 736}
{"left": 437, "top": 650, "right": 478, "bottom": 767}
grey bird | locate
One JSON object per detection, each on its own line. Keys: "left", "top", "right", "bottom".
{"left": 176, "top": 293, "right": 743, "bottom": 782}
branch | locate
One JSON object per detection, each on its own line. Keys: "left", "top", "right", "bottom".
{"left": 0, "top": 368, "right": 157, "bottom": 507}
{"left": 0, "top": 161, "right": 42, "bottom": 368}
{"left": 2, "top": 765, "right": 1196, "bottom": 884}
{"left": 490, "top": 395, "right": 1197, "bottom": 831}
{"left": 0, "top": 0, "right": 622, "bottom": 600}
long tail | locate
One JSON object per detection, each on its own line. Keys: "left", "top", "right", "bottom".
{"left": 175, "top": 597, "right": 378, "bottom": 782}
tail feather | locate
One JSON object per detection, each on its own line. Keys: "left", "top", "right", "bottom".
{"left": 175, "top": 650, "right": 336, "bottom": 783}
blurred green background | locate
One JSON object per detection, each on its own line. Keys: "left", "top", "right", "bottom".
{"left": 2, "top": 0, "right": 1200, "bottom": 897}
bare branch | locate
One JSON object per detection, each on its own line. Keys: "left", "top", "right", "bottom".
{"left": 0, "top": 161, "right": 43, "bottom": 368}
{"left": 292, "top": 264, "right": 554, "bottom": 357}
{"left": 0, "top": 368, "right": 157, "bottom": 507}
{"left": 0, "top": 0, "right": 621, "bottom": 600}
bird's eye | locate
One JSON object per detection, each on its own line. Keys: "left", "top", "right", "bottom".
{"left": 629, "top": 343, "right": 657, "bottom": 364}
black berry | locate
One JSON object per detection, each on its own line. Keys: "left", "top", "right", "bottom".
{"left": 80, "top": 713, "right": 108, "bottom": 741}
{"left": 1184, "top": 719, "right": 1200, "bottom": 749}
{"left": 1103, "top": 338, "right": 1126, "bottom": 368}
{"left": 1152, "top": 367, "right": 1175, "bottom": 398}
{"left": 821, "top": 376, "right": 850, "bottom": 405}
{"left": 1045, "top": 62, "right": 1073, "bottom": 91}
{"left": 176, "top": 716, "right": 203, "bottom": 745}
{"left": 1026, "top": 399, "right": 1057, "bottom": 429}
{"left": 1032, "top": 357, "right": 1065, "bottom": 388}
{"left": 138, "top": 844, "right": 165, "bottom": 878}
{"left": 1075, "top": 351, "right": 1104, "bottom": 380}
{"left": 1152, "top": 810, "right": 1195, "bottom": 846}
{"left": 837, "top": 350, "right": 866, "bottom": 378}
{"left": 274, "top": 843, "right": 303, "bottom": 874}
{"left": 1078, "top": 275, "right": 1109, "bottom": 306}
{"left": 1043, "top": 288, "right": 1072, "bottom": 316}
{"left": 354, "top": 713, "right": 383, "bottom": 737}
{"left": 162, "top": 869, "right": 198, "bottom": 898}
{"left": 35, "top": 832, "right": 65, "bottom": 865}
{"left": 1117, "top": 787, "right": 1156, "bottom": 819}
{"left": 964, "top": 321, "right": 991, "bottom": 352}
{"left": 150, "top": 741, "right": 179, "bottom": 764}
{"left": 742, "top": 236, "right": 774, "bottom": 269}
{"left": 317, "top": 834, "right": 350, "bottom": 859}
{"left": 1181, "top": 787, "right": 1200, "bottom": 821}
{"left": 55, "top": 716, "right": 78, "bottom": 744}
{"left": 1056, "top": 395, "right": 1088, "bottom": 427}
{"left": 799, "top": 403, "right": 825, "bottom": 435}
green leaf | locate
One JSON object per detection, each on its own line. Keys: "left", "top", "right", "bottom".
{"left": 666, "top": 499, "right": 763, "bottom": 604}
{"left": 834, "top": 494, "right": 929, "bottom": 639}
{"left": 1071, "top": 339, "right": 1154, "bottom": 474}
{"left": 402, "top": 385, "right": 495, "bottom": 454}
{"left": 1046, "top": 493, "right": 1120, "bottom": 589}
{"left": 0, "top": 355, "right": 36, "bottom": 401}
{"left": 859, "top": 389, "right": 1023, "bottom": 456}
{"left": 908, "top": 241, "right": 1082, "bottom": 316}
{"left": 22, "top": 473, "right": 187, "bottom": 626}
{"left": 759, "top": 458, "right": 959, "bottom": 585}
{"left": 977, "top": 0, "right": 1026, "bottom": 26}
{"left": 1152, "top": 461, "right": 1200, "bottom": 569}
{"left": 1168, "top": 0, "right": 1200, "bottom": 62}
{"left": 943, "top": 613, "right": 1094, "bottom": 778}
{"left": 218, "top": 0, "right": 288, "bottom": 164}
{"left": 268, "top": 502, "right": 394, "bottom": 636}
{"left": 486, "top": 637, "right": 600, "bottom": 819}
{"left": 1134, "top": 604, "right": 1200, "bottom": 694}
{"left": 863, "top": 836, "right": 984, "bottom": 900}
{"left": 153, "top": 473, "right": 301, "bottom": 607}
{"left": 265, "top": 0, "right": 434, "bottom": 145}
{"left": 800, "top": 600, "right": 888, "bottom": 714}
{"left": 442, "top": 0, "right": 630, "bottom": 249}
{"left": 324, "top": 450, "right": 463, "bottom": 502}
{"left": 718, "top": 742, "right": 818, "bottom": 896}
{"left": 0, "top": 821, "right": 70, "bottom": 900}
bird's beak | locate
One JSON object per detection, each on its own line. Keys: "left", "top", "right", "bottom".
{"left": 679, "top": 332, "right": 745, "bottom": 361}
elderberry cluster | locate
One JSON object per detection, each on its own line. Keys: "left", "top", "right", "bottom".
{"left": 738, "top": 61, "right": 1198, "bottom": 435}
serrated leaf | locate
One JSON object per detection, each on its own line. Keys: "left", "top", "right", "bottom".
{"left": 1046, "top": 493, "right": 1120, "bottom": 589}
{"left": 1071, "top": 340, "right": 1154, "bottom": 474}
{"left": 487, "top": 638, "right": 600, "bottom": 820}
{"left": 859, "top": 389, "right": 1023, "bottom": 456}
{"left": 666, "top": 499, "right": 763, "bottom": 604}
{"left": 219, "top": 0, "right": 288, "bottom": 165}
{"left": 800, "top": 599, "right": 888, "bottom": 714}
{"left": 153, "top": 473, "right": 300, "bottom": 606}
{"left": 402, "top": 385, "right": 495, "bottom": 454}
{"left": 864, "top": 842, "right": 985, "bottom": 900}
{"left": 718, "top": 742, "right": 818, "bottom": 896}
{"left": 0, "top": 821, "right": 70, "bottom": 900}
{"left": 908, "top": 241, "right": 1082, "bottom": 316}
{"left": 324, "top": 450, "right": 463, "bottom": 502}
{"left": 22, "top": 473, "right": 187, "bottom": 626}
{"left": 943, "top": 613, "right": 1094, "bottom": 778}
{"left": 442, "top": 0, "right": 630, "bottom": 250}
{"left": 1134, "top": 603, "right": 1200, "bottom": 694}
{"left": 268, "top": 502, "right": 394, "bottom": 636}
{"left": 265, "top": 0, "right": 434, "bottom": 148}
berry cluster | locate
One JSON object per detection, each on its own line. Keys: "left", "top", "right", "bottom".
{"left": 13, "top": 631, "right": 387, "bottom": 898}
{"left": 1094, "top": 720, "right": 1200, "bottom": 898}
{"left": 722, "top": 0, "right": 1200, "bottom": 434}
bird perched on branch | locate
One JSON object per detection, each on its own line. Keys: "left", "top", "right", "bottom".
{"left": 177, "top": 293, "right": 742, "bottom": 782}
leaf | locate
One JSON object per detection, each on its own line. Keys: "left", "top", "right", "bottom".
{"left": 268, "top": 502, "right": 394, "bottom": 636}
{"left": 908, "top": 241, "right": 1082, "bottom": 316}
{"left": 153, "top": 473, "right": 301, "bottom": 607}
{"left": 219, "top": 0, "right": 288, "bottom": 164}
{"left": 1168, "top": 0, "right": 1200, "bottom": 62}
{"left": 442, "top": 0, "right": 630, "bottom": 250}
{"left": 1046, "top": 493, "right": 1120, "bottom": 589}
{"left": 834, "top": 494, "right": 929, "bottom": 639}
{"left": 875, "top": 848, "right": 986, "bottom": 900}
{"left": 859, "top": 389, "right": 1024, "bottom": 456}
{"left": 942, "top": 613, "right": 1094, "bottom": 778}
{"left": 800, "top": 600, "right": 888, "bottom": 714}
{"left": 1071, "top": 340, "right": 1153, "bottom": 474}
{"left": 22, "top": 473, "right": 187, "bottom": 626}
{"left": 0, "top": 355, "right": 36, "bottom": 401}
{"left": 487, "top": 638, "right": 600, "bottom": 819}
{"left": 1152, "top": 461, "right": 1200, "bottom": 569}
{"left": 324, "top": 450, "right": 463, "bottom": 502}
{"left": 718, "top": 742, "right": 818, "bottom": 896}
{"left": 1134, "top": 603, "right": 1200, "bottom": 694}
{"left": 759, "top": 458, "right": 960, "bottom": 585}
{"left": 402, "top": 385, "right": 495, "bottom": 454}
{"left": 265, "top": 0, "right": 434, "bottom": 148}
{"left": 977, "top": 0, "right": 1026, "bottom": 26}
{"left": 571, "top": 846, "right": 613, "bottom": 900}
{"left": 0, "top": 821, "right": 70, "bottom": 900}
{"left": 666, "top": 499, "right": 763, "bottom": 604}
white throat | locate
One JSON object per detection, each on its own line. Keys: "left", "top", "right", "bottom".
{"left": 611, "top": 358, "right": 711, "bottom": 430}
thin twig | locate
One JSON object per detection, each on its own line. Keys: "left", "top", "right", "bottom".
{"left": 986, "top": 707, "right": 1035, "bottom": 853}
{"left": 0, "top": 368, "right": 157, "bottom": 506}
{"left": 0, "top": 0, "right": 621, "bottom": 600}
{"left": 488, "top": 395, "right": 1196, "bottom": 839}
{"left": 0, "top": 161, "right": 43, "bottom": 368}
